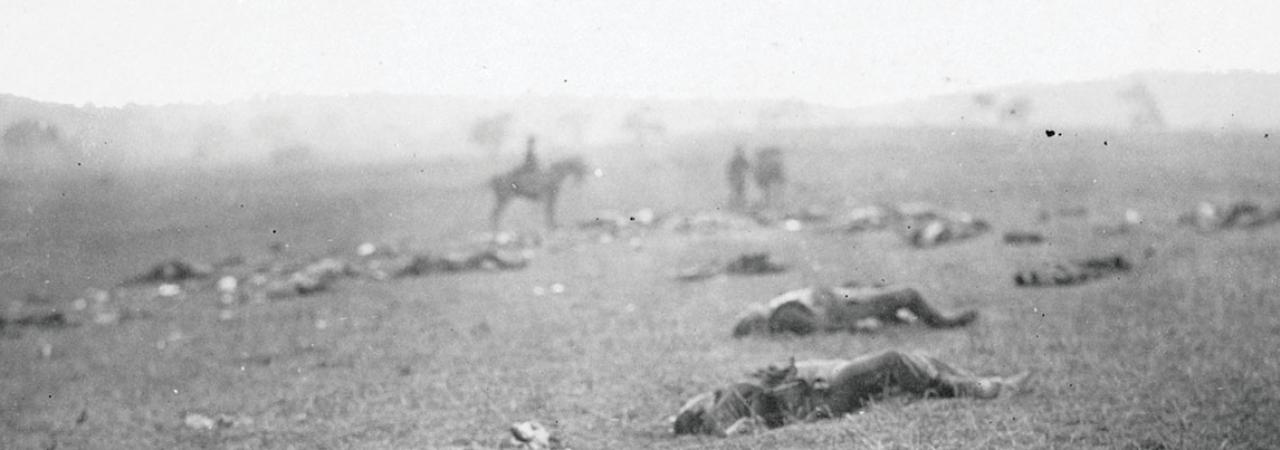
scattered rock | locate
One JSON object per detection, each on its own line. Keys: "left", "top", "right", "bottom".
{"left": 216, "top": 276, "right": 238, "bottom": 293}
{"left": 157, "top": 284, "right": 183, "bottom": 298}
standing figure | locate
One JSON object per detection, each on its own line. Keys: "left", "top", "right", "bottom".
{"left": 521, "top": 135, "right": 540, "bottom": 172}
{"left": 726, "top": 146, "right": 751, "bottom": 209}
{"left": 752, "top": 147, "right": 786, "bottom": 209}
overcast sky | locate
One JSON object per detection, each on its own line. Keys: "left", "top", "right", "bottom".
{"left": 2, "top": 0, "right": 1277, "bottom": 108}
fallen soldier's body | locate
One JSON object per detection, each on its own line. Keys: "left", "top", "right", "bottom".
{"left": 673, "top": 350, "right": 1032, "bottom": 436}
{"left": 1180, "top": 200, "right": 1279, "bottom": 231}
{"left": 676, "top": 252, "right": 789, "bottom": 282}
{"left": 902, "top": 213, "right": 990, "bottom": 248}
{"left": 1013, "top": 254, "right": 1132, "bottom": 287}
{"left": 394, "top": 248, "right": 529, "bottom": 277}
{"left": 732, "top": 284, "right": 978, "bottom": 337}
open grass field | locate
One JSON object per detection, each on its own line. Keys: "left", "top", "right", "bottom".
{"left": 3, "top": 127, "right": 1280, "bottom": 449}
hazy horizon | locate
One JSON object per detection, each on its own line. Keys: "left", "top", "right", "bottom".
{"left": 3, "top": 0, "right": 1278, "bottom": 108}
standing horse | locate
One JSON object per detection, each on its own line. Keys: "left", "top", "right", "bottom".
{"left": 489, "top": 156, "right": 588, "bottom": 230}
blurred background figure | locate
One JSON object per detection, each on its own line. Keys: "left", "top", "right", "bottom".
{"left": 753, "top": 147, "right": 786, "bottom": 209}
{"left": 522, "top": 135, "right": 540, "bottom": 172}
{"left": 726, "top": 145, "right": 751, "bottom": 209}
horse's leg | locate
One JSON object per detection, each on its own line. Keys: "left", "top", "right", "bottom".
{"left": 491, "top": 192, "right": 511, "bottom": 232}
{"left": 544, "top": 189, "right": 559, "bottom": 229}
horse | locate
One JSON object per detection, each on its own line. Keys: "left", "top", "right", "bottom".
{"left": 752, "top": 147, "right": 786, "bottom": 208}
{"left": 489, "top": 156, "right": 588, "bottom": 230}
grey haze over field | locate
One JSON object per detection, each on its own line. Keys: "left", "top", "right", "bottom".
{"left": 2, "top": 0, "right": 1279, "bottom": 169}
{"left": 2, "top": 0, "right": 1278, "bottom": 108}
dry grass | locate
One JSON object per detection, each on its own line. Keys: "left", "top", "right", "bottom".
{"left": 2, "top": 127, "right": 1279, "bottom": 449}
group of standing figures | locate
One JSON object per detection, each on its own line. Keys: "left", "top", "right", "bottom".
{"left": 727, "top": 145, "right": 787, "bottom": 210}
{"left": 487, "top": 137, "right": 791, "bottom": 230}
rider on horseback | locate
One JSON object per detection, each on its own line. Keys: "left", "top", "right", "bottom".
{"left": 522, "top": 135, "right": 540, "bottom": 173}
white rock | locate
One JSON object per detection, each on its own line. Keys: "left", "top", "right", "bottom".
{"left": 635, "top": 208, "right": 656, "bottom": 225}
{"left": 217, "top": 276, "right": 238, "bottom": 293}
{"left": 183, "top": 413, "right": 216, "bottom": 430}
{"left": 157, "top": 284, "right": 182, "bottom": 298}
{"left": 1124, "top": 209, "right": 1143, "bottom": 225}
{"left": 87, "top": 288, "right": 111, "bottom": 303}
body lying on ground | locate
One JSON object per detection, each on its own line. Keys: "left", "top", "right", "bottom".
{"left": 676, "top": 252, "right": 789, "bottom": 282}
{"left": 902, "top": 212, "right": 990, "bottom": 248}
{"left": 732, "top": 284, "right": 978, "bottom": 337}
{"left": 1013, "top": 254, "right": 1132, "bottom": 287}
{"left": 673, "top": 350, "right": 1031, "bottom": 436}
{"left": 1180, "top": 201, "right": 1280, "bottom": 231}
{"left": 1003, "top": 231, "right": 1045, "bottom": 245}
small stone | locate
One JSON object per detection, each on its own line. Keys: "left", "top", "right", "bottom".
{"left": 93, "top": 310, "right": 120, "bottom": 325}
{"left": 157, "top": 284, "right": 182, "bottom": 298}
{"left": 183, "top": 413, "right": 216, "bottom": 430}
{"left": 635, "top": 208, "right": 656, "bottom": 224}
{"left": 216, "top": 276, "right": 238, "bottom": 293}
